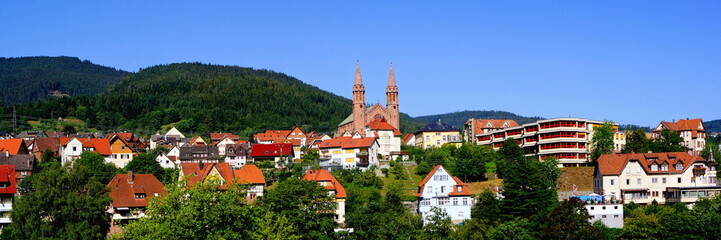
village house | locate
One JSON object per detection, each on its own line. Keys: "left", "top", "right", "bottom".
{"left": 250, "top": 143, "right": 293, "bottom": 168}
{"left": 594, "top": 152, "right": 719, "bottom": 205}
{"left": 0, "top": 165, "right": 16, "bottom": 230}
{"left": 318, "top": 135, "right": 379, "bottom": 170}
{"left": 653, "top": 118, "right": 707, "bottom": 156}
{"left": 365, "top": 118, "right": 403, "bottom": 160}
{"left": 416, "top": 165, "right": 472, "bottom": 224}
{"left": 177, "top": 143, "right": 220, "bottom": 164}
{"left": 107, "top": 172, "right": 167, "bottom": 234}
{"left": 29, "top": 137, "right": 61, "bottom": 160}
{"left": 302, "top": 169, "right": 346, "bottom": 224}
{"left": 149, "top": 127, "right": 186, "bottom": 149}
{"left": 179, "top": 162, "right": 266, "bottom": 201}
{"left": 0, "top": 154, "right": 35, "bottom": 182}
{"left": 414, "top": 120, "right": 462, "bottom": 149}
{"left": 59, "top": 137, "right": 112, "bottom": 166}
{"left": 225, "top": 143, "right": 252, "bottom": 168}
{"left": 232, "top": 164, "right": 265, "bottom": 202}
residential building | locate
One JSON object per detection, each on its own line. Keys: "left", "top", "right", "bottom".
{"left": 463, "top": 119, "right": 519, "bottom": 143}
{"left": 653, "top": 118, "right": 707, "bottom": 156}
{"left": 365, "top": 118, "right": 403, "bottom": 160}
{"left": 594, "top": 152, "right": 719, "bottom": 205}
{"left": 225, "top": 143, "right": 252, "bottom": 168}
{"left": 252, "top": 127, "right": 306, "bottom": 160}
{"left": 210, "top": 132, "right": 240, "bottom": 146}
{"left": 155, "top": 152, "right": 176, "bottom": 169}
{"left": 614, "top": 132, "right": 626, "bottom": 153}
{"left": 29, "top": 137, "right": 60, "bottom": 160}
{"left": 416, "top": 165, "right": 472, "bottom": 224}
{"left": 179, "top": 162, "right": 266, "bottom": 201}
{"left": 475, "top": 118, "right": 616, "bottom": 167}
{"left": 0, "top": 165, "right": 16, "bottom": 230}
{"left": 107, "top": 136, "right": 135, "bottom": 168}
{"left": 215, "top": 136, "right": 237, "bottom": 157}
{"left": 59, "top": 137, "right": 112, "bottom": 166}
{"left": 107, "top": 172, "right": 166, "bottom": 234}
{"left": 232, "top": 164, "right": 265, "bottom": 202}
{"left": 0, "top": 154, "right": 35, "bottom": 182}
{"left": 318, "top": 136, "right": 379, "bottom": 170}
{"left": 402, "top": 133, "right": 415, "bottom": 146}
{"left": 337, "top": 63, "right": 400, "bottom": 137}
{"left": 177, "top": 143, "right": 220, "bottom": 164}
{"left": 149, "top": 127, "right": 186, "bottom": 149}
{"left": 250, "top": 144, "right": 293, "bottom": 168}
{"left": 0, "top": 139, "right": 29, "bottom": 156}
{"left": 107, "top": 133, "right": 147, "bottom": 153}
{"left": 414, "top": 120, "right": 462, "bottom": 149}
{"left": 302, "top": 169, "right": 347, "bottom": 224}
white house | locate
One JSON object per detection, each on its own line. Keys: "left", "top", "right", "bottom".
{"left": 215, "top": 137, "right": 236, "bottom": 157}
{"left": 365, "top": 118, "right": 402, "bottom": 160}
{"left": 318, "top": 135, "right": 380, "bottom": 170}
{"left": 155, "top": 152, "right": 176, "bottom": 169}
{"left": 594, "top": 152, "right": 719, "bottom": 205}
{"left": 416, "top": 165, "right": 472, "bottom": 224}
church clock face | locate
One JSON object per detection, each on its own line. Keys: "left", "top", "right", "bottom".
{"left": 374, "top": 114, "right": 385, "bottom": 120}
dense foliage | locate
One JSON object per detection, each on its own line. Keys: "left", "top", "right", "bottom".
{"left": 0, "top": 56, "right": 129, "bottom": 104}
{"left": 590, "top": 121, "right": 615, "bottom": 161}
{"left": 414, "top": 110, "right": 544, "bottom": 130}
{"left": 411, "top": 143, "right": 494, "bottom": 182}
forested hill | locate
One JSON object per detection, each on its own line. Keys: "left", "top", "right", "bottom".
{"left": 0, "top": 56, "right": 129, "bottom": 104}
{"left": 706, "top": 119, "right": 721, "bottom": 133}
{"left": 414, "top": 110, "right": 544, "bottom": 129}
{"left": 9, "top": 62, "right": 422, "bottom": 136}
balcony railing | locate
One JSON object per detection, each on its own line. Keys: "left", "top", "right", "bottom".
{"left": 0, "top": 203, "right": 11, "bottom": 212}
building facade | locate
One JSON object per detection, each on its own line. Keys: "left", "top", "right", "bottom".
{"left": 416, "top": 165, "right": 472, "bottom": 224}
{"left": 463, "top": 119, "right": 519, "bottom": 143}
{"left": 302, "top": 169, "right": 347, "bottom": 225}
{"left": 337, "top": 63, "right": 399, "bottom": 137}
{"left": 414, "top": 120, "right": 462, "bottom": 149}
{"left": 594, "top": 152, "right": 718, "bottom": 205}
{"left": 318, "top": 136, "right": 380, "bottom": 170}
{"left": 653, "top": 118, "right": 707, "bottom": 156}
{"left": 475, "top": 118, "right": 621, "bottom": 167}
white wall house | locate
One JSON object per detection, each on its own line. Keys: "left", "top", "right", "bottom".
{"left": 587, "top": 203, "right": 624, "bottom": 228}
{"left": 216, "top": 137, "right": 236, "bottom": 156}
{"left": 155, "top": 152, "right": 176, "bottom": 169}
{"left": 61, "top": 138, "right": 85, "bottom": 165}
{"left": 365, "top": 118, "right": 402, "bottom": 160}
{"left": 416, "top": 165, "right": 472, "bottom": 224}
{"left": 318, "top": 136, "right": 380, "bottom": 170}
{"left": 595, "top": 152, "right": 719, "bottom": 205}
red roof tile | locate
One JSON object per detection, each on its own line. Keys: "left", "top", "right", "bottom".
{"left": 232, "top": 164, "right": 265, "bottom": 184}
{"left": 32, "top": 137, "right": 61, "bottom": 153}
{"left": 402, "top": 134, "right": 414, "bottom": 143}
{"left": 0, "top": 165, "right": 17, "bottom": 194}
{"left": 302, "top": 169, "right": 346, "bottom": 198}
{"left": 181, "top": 162, "right": 235, "bottom": 190}
{"left": 107, "top": 173, "right": 166, "bottom": 208}
{"left": 416, "top": 165, "right": 470, "bottom": 197}
{"left": 596, "top": 152, "right": 704, "bottom": 176}
{"left": 250, "top": 144, "right": 292, "bottom": 157}
{"left": 210, "top": 133, "right": 240, "bottom": 141}
{"left": 366, "top": 118, "right": 403, "bottom": 136}
{"left": 318, "top": 137, "right": 377, "bottom": 149}
{"left": 0, "top": 139, "right": 27, "bottom": 155}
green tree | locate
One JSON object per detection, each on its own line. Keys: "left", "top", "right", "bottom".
{"left": 416, "top": 161, "right": 433, "bottom": 176}
{"left": 619, "top": 208, "right": 661, "bottom": 240}
{"left": 0, "top": 162, "right": 111, "bottom": 240}
{"left": 650, "top": 129, "right": 687, "bottom": 153}
{"left": 471, "top": 190, "right": 502, "bottom": 226}
{"left": 498, "top": 139, "right": 560, "bottom": 220}
{"left": 75, "top": 151, "right": 121, "bottom": 184}
{"left": 623, "top": 129, "right": 651, "bottom": 154}
{"left": 590, "top": 121, "right": 615, "bottom": 161}
{"left": 124, "top": 153, "right": 164, "bottom": 178}
{"left": 260, "top": 178, "right": 337, "bottom": 240}
{"left": 700, "top": 141, "right": 720, "bottom": 161}
{"left": 541, "top": 198, "right": 601, "bottom": 240}
{"left": 118, "top": 179, "right": 262, "bottom": 239}
{"left": 452, "top": 143, "right": 489, "bottom": 182}
{"left": 489, "top": 218, "right": 536, "bottom": 240}
{"left": 422, "top": 207, "right": 456, "bottom": 240}
{"left": 455, "top": 218, "right": 491, "bottom": 240}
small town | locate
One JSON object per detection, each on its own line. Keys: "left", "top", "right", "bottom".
{"left": 1, "top": 1, "right": 720, "bottom": 240}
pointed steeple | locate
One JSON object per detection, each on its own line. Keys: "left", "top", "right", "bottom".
{"left": 354, "top": 61, "right": 363, "bottom": 86}
{"left": 387, "top": 62, "right": 396, "bottom": 87}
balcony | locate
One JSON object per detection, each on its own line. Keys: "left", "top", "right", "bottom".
{"left": 319, "top": 154, "right": 332, "bottom": 160}
{"left": 693, "top": 167, "right": 706, "bottom": 176}
{"left": 356, "top": 152, "right": 369, "bottom": 158}
{"left": 356, "top": 160, "right": 370, "bottom": 166}
{"left": 0, "top": 217, "right": 10, "bottom": 224}
{"left": 0, "top": 202, "right": 11, "bottom": 212}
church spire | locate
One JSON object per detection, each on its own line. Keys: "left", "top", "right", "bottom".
{"left": 386, "top": 62, "right": 399, "bottom": 131}
{"left": 387, "top": 62, "right": 396, "bottom": 87}
{"left": 354, "top": 61, "right": 363, "bottom": 86}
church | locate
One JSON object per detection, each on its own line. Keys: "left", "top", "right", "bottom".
{"left": 337, "top": 63, "right": 400, "bottom": 137}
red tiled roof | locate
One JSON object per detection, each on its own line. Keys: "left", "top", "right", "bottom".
{"left": 210, "top": 133, "right": 240, "bottom": 141}
{"left": 596, "top": 152, "right": 704, "bottom": 176}
{"left": 232, "top": 165, "right": 265, "bottom": 184}
{"left": 250, "top": 144, "right": 293, "bottom": 157}
{"left": 472, "top": 119, "right": 519, "bottom": 135}
{"left": 0, "top": 165, "right": 17, "bottom": 194}
{"left": 107, "top": 173, "right": 166, "bottom": 208}
{"left": 84, "top": 138, "right": 112, "bottom": 155}
{"left": 302, "top": 169, "right": 346, "bottom": 198}
{"left": 32, "top": 137, "right": 61, "bottom": 153}
{"left": 416, "top": 165, "right": 470, "bottom": 197}
{"left": 254, "top": 130, "right": 291, "bottom": 142}
{"left": 318, "top": 137, "right": 377, "bottom": 149}
{"left": 181, "top": 162, "right": 235, "bottom": 190}
{"left": 0, "top": 139, "right": 26, "bottom": 155}
{"left": 402, "top": 134, "right": 414, "bottom": 143}
{"left": 108, "top": 132, "right": 146, "bottom": 150}
{"left": 655, "top": 118, "right": 705, "bottom": 138}
{"left": 366, "top": 118, "right": 402, "bottom": 136}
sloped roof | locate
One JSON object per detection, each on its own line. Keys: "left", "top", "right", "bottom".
{"left": 0, "top": 139, "right": 26, "bottom": 155}
{"left": 366, "top": 118, "right": 402, "bottom": 136}
{"left": 232, "top": 164, "right": 265, "bottom": 184}
{"left": 302, "top": 169, "right": 346, "bottom": 198}
{"left": 32, "top": 137, "right": 61, "bottom": 153}
{"left": 250, "top": 144, "right": 293, "bottom": 157}
{"left": 318, "top": 137, "right": 377, "bottom": 149}
{"left": 210, "top": 133, "right": 240, "bottom": 141}
{"left": 416, "top": 165, "right": 470, "bottom": 197}
{"left": 655, "top": 118, "right": 705, "bottom": 138}
{"left": 338, "top": 105, "right": 380, "bottom": 127}
{"left": 0, "top": 154, "right": 35, "bottom": 171}
{"left": 470, "top": 119, "right": 519, "bottom": 135}
{"left": 402, "top": 133, "right": 414, "bottom": 143}
{"left": 85, "top": 138, "right": 112, "bottom": 155}
{"left": 416, "top": 120, "right": 459, "bottom": 133}
{"left": 107, "top": 173, "right": 166, "bottom": 208}
{"left": 254, "top": 130, "right": 292, "bottom": 142}
{"left": 0, "top": 165, "right": 16, "bottom": 194}
{"left": 181, "top": 162, "right": 235, "bottom": 190}
{"left": 596, "top": 152, "right": 704, "bottom": 176}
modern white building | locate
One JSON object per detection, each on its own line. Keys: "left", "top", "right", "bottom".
{"left": 475, "top": 118, "right": 623, "bottom": 167}
{"left": 587, "top": 203, "right": 624, "bottom": 228}
{"left": 365, "top": 118, "right": 402, "bottom": 160}
{"left": 416, "top": 165, "right": 472, "bottom": 224}
{"left": 594, "top": 152, "right": 719, "bottom": 205}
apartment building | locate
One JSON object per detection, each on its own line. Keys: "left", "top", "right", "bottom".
{"left": 594, "top": 152, "right": 719, "bottom": 205}
{"left": 475, "top": 118, "right": 623, "bottom": 167}
{"left": 653, "top": 118, "right": 707, "bottom": 156}
{"left": 318, "top": 136, "right": 379, "bottom": 170}
{"left": 415, "top": 120, "right": 462, "bottom": 149}
{"left": 463, "top": 119, "right": 518, "bottom": 143}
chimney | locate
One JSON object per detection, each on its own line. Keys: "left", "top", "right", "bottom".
{"left": 5, "top": 151, "right": 8, "bottom": 157}
{"left": 128, "top": 171, "right": 134, "bottom": 183}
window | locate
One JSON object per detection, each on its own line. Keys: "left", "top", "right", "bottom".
{"left": 436, "top": 140, "right": 441, "bottom": 145}
{"left": 614, "top": 215, "right": 619, "bottom": 218}
{"left": 441, "top": 186, "right": 445, "bottom": 193}
{"left": 625, "top": 167, "right": 630, "bottom": 174}
{"left": 135, "top": 193, "right": 146, "bottom": 199}
{"left": 614, "top": 206, "right": 619, "bottom": 209}
{"left": 651, "top": 165, "right": 658, "bottom": 171}
{"left": 121, "top": 145, "right": 126, "bottom": 150}
{"left": 662, "top": 164, "right": 668, "bottom": 171}
{"left": 453, "top": 198, "right": 458, "bottom": 205}
{"left": 636, "top": 167, "right": 641, "bottom": 173}
{"left": 425, "top": 136, "right": 430, "bottom": 142}
{"left": 463, "top": 198, "right": 468, "bottom": 205}
{"left": 677, "top": 177, "right": 682, "bottom": 183}
{"left": 426, "top": 187, "right": 432, "bottom": 193}
{"left": 72, "top": 146, "right": 77, "bottom": 151}
{"left": 652, "top": 178, "right": 658, "bottom": 183}
{"left": 457, "top": 186, "right": 462, "bottom": 192}
{"left": 663, "top": 177, "right": 667, "bottom": 184}
{"left": 610, "top": 179, "right": 615, "bottom": 185}
{"left": 602, "top": 215, "right": 607, "bottom": 218}
{"left": 637, "top": 178, "right": 641, "bottom": 185}
{"left": 676, "top": 164, "right": 683, "bottom": 170}
{"left": 626, "top": 179, "right": 630, "bottom": 185}
{"left": 458, "top": 212, "right": 464, "bottom": 218}
{"left": 438, "top": 198, "right": 450, "bottom": 205}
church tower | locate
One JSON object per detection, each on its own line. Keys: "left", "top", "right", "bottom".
{"left": 386, "top": 63, "right": 400, "bottom": 130}
{"left": 352, "top": 62, "right": 367, "bottom": 134}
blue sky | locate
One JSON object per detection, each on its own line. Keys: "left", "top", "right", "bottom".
{"left": 2, "top": 1, "right": 720, "bottom": 127}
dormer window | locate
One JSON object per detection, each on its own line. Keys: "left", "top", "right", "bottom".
{"left": 457, "top": 186, "right": 462, "bottom": 192}
{"left": 651, "top": 164, "right": 658, "bottom": 171}
{"left": 675, "top": 164, "right": 683, "bottom": 170}
{"left": 135, "top": 193, "right": 146, "bottom": 199}
{"left": 661, "top": 164, "right": 669, "bottom": 171}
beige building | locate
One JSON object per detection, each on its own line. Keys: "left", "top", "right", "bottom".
{"left": 594, "top": 152, "right": 719, "bottom": 205}
{"left": 475, "top": 118, "right": 622, "bottom": 167}
{"left": 653, "top": 118, "right": 707, "bottom": 156}
{"left": 463, "top": 119, "right": 519, "bottom": 143}
{"left": 415, "top": 120, "right": 462, "bottom": 149}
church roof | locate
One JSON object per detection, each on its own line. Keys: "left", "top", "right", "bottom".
{"left": 338, "top": 105, "right": 380, "bottom": 127}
